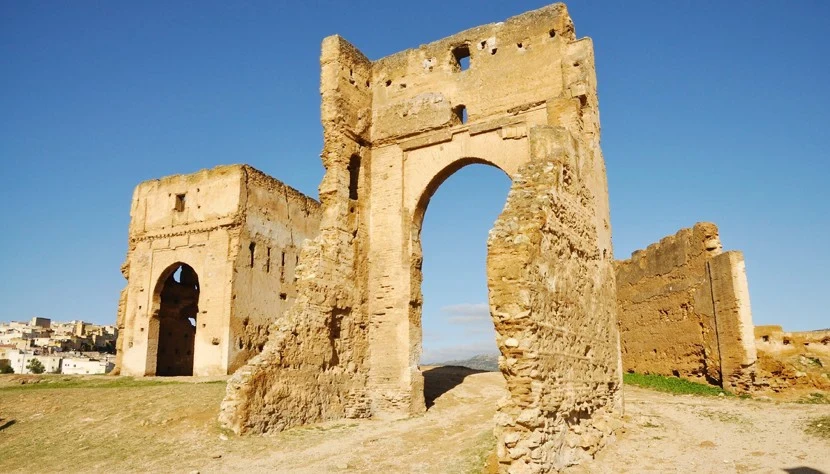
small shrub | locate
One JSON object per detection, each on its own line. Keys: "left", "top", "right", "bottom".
{"left": 805, "top": 415, "right": 830, "bottom": 440}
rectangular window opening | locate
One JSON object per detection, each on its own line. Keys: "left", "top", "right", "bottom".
{"left": 453, "top": 105, "right": 468, "bottom": 124}
{"left": 249, "top": 242, "right": 256, "bottom": 268}
{"left": 174, "top": 194, "right": 186, "bottom": 212}
{"left": 266, "top": 247, "right": 271, "bottom": 273}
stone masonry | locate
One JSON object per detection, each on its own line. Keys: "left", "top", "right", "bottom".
{"left": 115, "top": 165, "right": 320, "bottom": 376}
{"left": 220, "top": 4, "right": 623, "bottom": 472}
{"left": 615, "top": 223, "right": 757, "bottom": 392}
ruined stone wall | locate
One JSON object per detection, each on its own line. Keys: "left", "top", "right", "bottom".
{"left": 228, "top": 167, "right": 321, "bottom": 372}
{"left": 118, "top": 166, "right": 243, "bottom": 376}
{"left": 616, "top": 223, "right": 756, "bottom": 391}
{"left": 221, "top": 4, "right": 623, "bottom": 471}
{"left": 754, "top": 325, "right": 830, "bottom": 392}
{"left": 488, "top": 127, "right": 621, "bottom": 471}
{"left": 116, "top": 165, "right": 321, "bottom": 377}
{"left": 219, "top": 37, "right": 373, "bottom": 433}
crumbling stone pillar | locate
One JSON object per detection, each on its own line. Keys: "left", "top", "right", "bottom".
{"left": 488, "top": 126, "right": 622, "bottom": 472}
{"left": 707, "top": 251, "right": 757, "bottom": 392}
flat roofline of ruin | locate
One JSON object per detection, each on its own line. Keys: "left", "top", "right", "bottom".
{"left": 134, "top": 163, "right": 320, "bottom": 208}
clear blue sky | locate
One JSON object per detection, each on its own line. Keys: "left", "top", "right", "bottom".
{"left": 2, "top": 2, "right": 828, "bottom": 362}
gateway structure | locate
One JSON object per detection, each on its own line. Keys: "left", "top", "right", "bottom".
{"left": 218, "top": 4, "right": 623, "bottom": 472}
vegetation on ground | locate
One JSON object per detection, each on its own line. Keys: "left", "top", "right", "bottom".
{"left": 797, "top": 392, "right": 830, "bottom": 405}
{"left": 0, "top": 375, "right": 224, "bottom": 392}
{"left": 623, "top": 372, "right": 730, "bottom": 397}
{"left": 805, "top": 415, "right": 830, "bottom": 440}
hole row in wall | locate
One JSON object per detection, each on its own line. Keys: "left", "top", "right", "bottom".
{"left": 378, "top": 26, "right": 563, "bottom": 89}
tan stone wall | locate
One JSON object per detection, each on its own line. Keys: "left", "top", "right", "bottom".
{"left": 488, "top": 126, "right": 621, "bottom": 471}
{"left": 221, "top": 4, "right": 623, "bottom": 471}
{"left": 116, "top": 165, "right": 320, "bottom": 377}
{"left": 615, "top": 223, "right": 756, "bottom": 391}
{"left": 219, "top": 36, "right": 373, "bottom": 433}
{"left": 754, "top": 325, "right": 830, "bottom": 391}
{"left": 228, "top": 167, "right": 321, "bottom": 373}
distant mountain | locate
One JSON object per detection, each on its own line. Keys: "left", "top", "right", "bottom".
{"left": 436, "top": 353, "right": 499, "bottom": 372}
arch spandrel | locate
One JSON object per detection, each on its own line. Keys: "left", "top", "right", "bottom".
{"left": 401, "top": 128, "right": 529, "bottom": 220}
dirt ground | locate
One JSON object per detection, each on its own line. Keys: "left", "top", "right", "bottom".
{"left": 1, "top": 369, "right": 828, "bottom": 473}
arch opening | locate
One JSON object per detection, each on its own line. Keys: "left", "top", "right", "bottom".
{"left": 152, "top": 262, "right": 200, "bottom": 376}
{"left": 411, "top": 159, "right": 511, "bottom": 409}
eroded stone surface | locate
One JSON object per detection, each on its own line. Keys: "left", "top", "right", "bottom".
{"left": 115, "top": 165, "right": 321, "bottom": 377}
{"left": 615, "top": 223, "right": 757, "bottom": 392}
{"left": 219, "top": 3, "right": 622, "bottom": 472}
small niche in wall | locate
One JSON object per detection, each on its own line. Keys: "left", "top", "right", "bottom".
{"left": 266, "top": 247, "right": 272, "bottom": 273}
{"left": 280, "top": 251, "right": 286, "bottom": 282}
{"left": 249, "top": 242, "right": 256, "bottom": 268}
{"left": 174, "top": 193, "right": 186, "bottom": 212}
{"left": 452, "top": 44, "right": 471, "bottom": 71}
{"left": 280, "top": 292, "right": 287, "bottom": 300}
{"left": 348, "top": 154, "right": 361, "bottom": 200}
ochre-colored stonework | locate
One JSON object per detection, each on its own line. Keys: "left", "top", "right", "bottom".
{"left": 219, "top": 4, "right": 623, "bottom": 472}
{"left": 754, "top": 325, "right": 830, "bottom": 392}
{"left": 115, "top": 165, "right": 321, "bottom": 377}
{"left": 615, "top": 223, "right": 757, "bottom": 392}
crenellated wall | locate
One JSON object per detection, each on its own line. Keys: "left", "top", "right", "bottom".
{"left": 615, "top": 223, "right": 757, "bottom": 392}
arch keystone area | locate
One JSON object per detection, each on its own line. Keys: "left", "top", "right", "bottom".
{"left": 220, "top": 4, "right": 623, "bottom": 471}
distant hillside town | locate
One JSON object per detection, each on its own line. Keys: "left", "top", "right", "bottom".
{"left": 0, "top": 317, "right": 117, "bottom": 375}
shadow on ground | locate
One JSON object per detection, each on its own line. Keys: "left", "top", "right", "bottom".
{"left": 423, "top": 365, "right": 486, "bottom": 409}
{"left": 783, "top": 468, "right": 826, "bottom": 474}
{"left": 0, "top": 418, "right": 15, "bottom": 432}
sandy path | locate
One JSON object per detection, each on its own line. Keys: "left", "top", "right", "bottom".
{"left": 577, "top": 387, "right": 830, "bottom": 473}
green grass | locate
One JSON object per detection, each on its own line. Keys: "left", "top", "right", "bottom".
{"left": 623, "top": 372, "right": 730, "bottom": 397}
{"left": 805, "top": 415, "right": 830, "bottom": 440}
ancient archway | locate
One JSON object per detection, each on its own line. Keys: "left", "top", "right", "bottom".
{"left": 222, "top": 5, "right": 623, "bottom": 471}
{"left": 151, "top": 262, "right": 200, "bottom": 376}
{"left": 409, "top": 158, "right": 511, "bottom": 407}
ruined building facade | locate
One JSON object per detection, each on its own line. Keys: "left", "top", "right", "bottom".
{"left": 615, "top": 223, "right": 757, "bottom": 392}
{"left": 115, "top": 165, "right": 321, "bottom": 376}
{"left": 218, "top": 4, "right": 623, "bottom": 472}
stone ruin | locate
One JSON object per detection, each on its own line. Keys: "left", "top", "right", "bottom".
{"left": 114, "top": 3, "right": 624, "bottom": 471}
{"left": 753, "top": 325, "right": 830, "bottom": 392}
{"left": 615, "top": 222, "right": 830, "bottom": 395}
{"left": 615, "top": 223, "right": 757, "bottom": 393}
{"left": 114, "top": 165, "right": 321, "bottom": 376}
{"left": 211, "top": 4, "right": 623, "bottom": 472}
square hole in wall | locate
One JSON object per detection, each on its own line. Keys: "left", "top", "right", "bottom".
{"left": 452, "top": 45, "right": 471, "bottom": 71}
{"left": 174, "top": 194, "right": 186, "bottom": 212}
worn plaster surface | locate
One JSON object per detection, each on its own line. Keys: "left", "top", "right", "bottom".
{"left": 115, "top": 165, "right": 321, "bottom": 377}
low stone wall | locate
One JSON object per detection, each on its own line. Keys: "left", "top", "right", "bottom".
{"left": 754, "top": 325, "right": 830, "bottom": 392}
{"left": 615, "top": 223, "right": 756, "bottom": 392}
